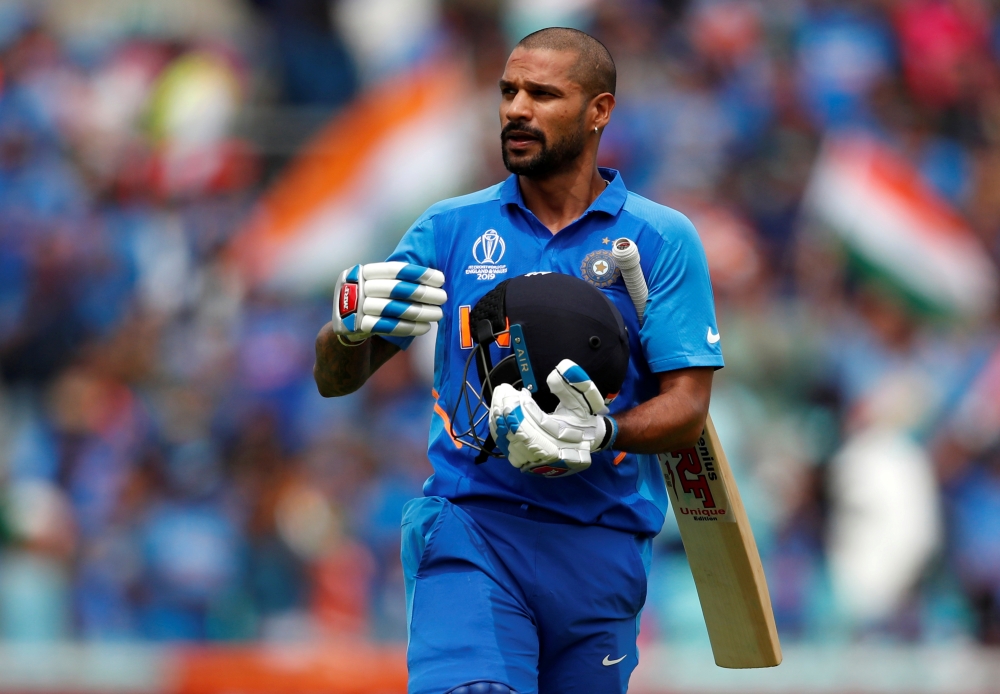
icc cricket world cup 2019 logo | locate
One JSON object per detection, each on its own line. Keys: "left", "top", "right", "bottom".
{"left": 473, "top": 229, "right": 506, "bottom": 265}
{"left": 466, "top": 229, "right": 508, "bottom": 281}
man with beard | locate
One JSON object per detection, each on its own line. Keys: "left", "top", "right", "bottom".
{"left": 314, "top": 27, "right": 722, "bottom": 694}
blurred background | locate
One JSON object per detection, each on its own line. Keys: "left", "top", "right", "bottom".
{"left": 0, "top": 0, "right": 998, "bottom": 692}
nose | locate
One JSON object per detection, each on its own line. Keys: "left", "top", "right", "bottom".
{"left": 505, "top": 88, "right": 532, "bottom": 123}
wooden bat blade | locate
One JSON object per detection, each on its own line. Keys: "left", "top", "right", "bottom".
{"left": 659, "top": 414, "right": 782, "bottom": 669}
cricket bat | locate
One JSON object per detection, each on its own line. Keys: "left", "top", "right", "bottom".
{"left": 658, "top": 417, "right": 782, "bottom": 668}
{"left": 612, "top": 238, "right": 782, "bottom": 669}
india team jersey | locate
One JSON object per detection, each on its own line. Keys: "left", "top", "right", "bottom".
{"left": 384, "top": 168, "right": 724, "bottom": 536}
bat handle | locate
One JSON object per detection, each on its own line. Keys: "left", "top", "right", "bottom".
{"left": 612, "top": 237, "right": 647, "bottom": 325}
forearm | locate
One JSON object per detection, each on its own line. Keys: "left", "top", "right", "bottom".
{"left": 612, "top": 367, "right": 713, "bottom": 453}
{"left": 313, "top": 324, "right": 399, "bottom": 397}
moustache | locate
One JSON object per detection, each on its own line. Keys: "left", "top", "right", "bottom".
{"left": 501, "top": 123, "right": 546, "bottom": 144}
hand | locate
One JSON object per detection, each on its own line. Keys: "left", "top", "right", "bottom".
{"left": 332, "top": 262, "right": 447, "bottom": 343}
{"left": 489, "top": 360, "right": 614, "bottom": 478}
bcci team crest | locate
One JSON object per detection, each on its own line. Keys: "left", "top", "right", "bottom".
{"left": 580, "top": 249, "right": 619, "bottom": 288}
{"left": 467, "top": 229, "right": 509, "bottom": 281}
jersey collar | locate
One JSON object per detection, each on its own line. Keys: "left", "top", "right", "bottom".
{"left": 499, "top": 167, "right": 627, "bottom": 217}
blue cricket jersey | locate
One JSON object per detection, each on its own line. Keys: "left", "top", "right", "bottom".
{"left": 384, "top": 168, "right": 723, "bottom": 536}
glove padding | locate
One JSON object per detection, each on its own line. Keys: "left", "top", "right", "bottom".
{"left": 332, "top": 262, "right": 447, "bottom": 341}
{"left": 489, "top": 359, "right": 610, "bottom": 478}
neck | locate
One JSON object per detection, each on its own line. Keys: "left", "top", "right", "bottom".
{"left": 518, "top": 158, "right": 606, "bottom": 234}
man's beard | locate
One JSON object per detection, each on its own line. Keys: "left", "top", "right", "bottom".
{"left": 501, "top": 117, "right": 587, "bottom": 179}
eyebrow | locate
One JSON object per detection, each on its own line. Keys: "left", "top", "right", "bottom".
{"left": 498, "top": 78, "right": 565, "bottom": 94}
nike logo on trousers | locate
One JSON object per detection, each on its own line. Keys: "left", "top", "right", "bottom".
{"left": 603, "top": 654, "right": 627, "bottom": 666}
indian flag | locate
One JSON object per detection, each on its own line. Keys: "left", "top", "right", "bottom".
{"left": 228, "top": 62, "right": 477, "bottom": 294}
{"left": 804, "top": 134, "right": 998, "bottom": 318}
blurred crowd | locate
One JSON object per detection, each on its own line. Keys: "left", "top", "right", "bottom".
{"left": 0, "top": 0, "right": 999, "bottom": 649}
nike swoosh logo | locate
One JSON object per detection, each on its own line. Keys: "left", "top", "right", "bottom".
{"left": 707, "top": 327, "right": 721, "bottom": 344}
{"left": 603, "top": 654, "right": 627, "bottom": 666}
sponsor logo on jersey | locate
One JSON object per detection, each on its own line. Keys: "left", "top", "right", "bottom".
{"left": 466, "top": 229, "right": 509, "bottom": 281}
{"left": 580, "top": 249, "right": 620, "bottom": 288}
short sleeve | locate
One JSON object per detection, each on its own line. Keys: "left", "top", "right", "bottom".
{"left": 379, "top": 214, "right": 438, "bottom": 350}
{"left": 640, "top": 213, "right": 725, "bottom": 372}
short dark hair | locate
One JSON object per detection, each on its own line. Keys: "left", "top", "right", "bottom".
{"left": 516, "top": 27, "right": 616, "bottom": 98}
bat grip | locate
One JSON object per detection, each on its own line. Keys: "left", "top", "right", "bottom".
{"left": 612, "top": 238, "right": 647, "bottom": 325}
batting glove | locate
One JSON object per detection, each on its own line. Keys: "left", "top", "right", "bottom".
{"left": 489, "top": 359, "right": 619, "bottom": 478}
{"left": 332, "top": 262, "right": 447, "bottom": 344}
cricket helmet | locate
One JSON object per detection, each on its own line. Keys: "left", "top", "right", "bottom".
{"left": 450, "top": 272, "right": 630, "bottom": 460}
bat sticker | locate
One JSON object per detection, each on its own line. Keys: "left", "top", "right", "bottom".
{"left": 660, "top": 433, "right": 734, "bottom": 523}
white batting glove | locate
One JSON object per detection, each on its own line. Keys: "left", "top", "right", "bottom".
{"left": 332, "top": 262, "right": 447, "bottom": 343}
{"left": 489, "top": 360, "right": 618, "bottom": 478}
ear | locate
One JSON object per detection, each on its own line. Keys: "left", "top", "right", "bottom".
{"left": 590, "top": 92, "right": 616, "bottom": 133}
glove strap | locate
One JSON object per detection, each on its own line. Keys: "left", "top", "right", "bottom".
{"left": 337, "top": 334, "right": 369, "bottom": 347}
{"left": 597, "top": 416, "right": 618, "bottom": 452}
